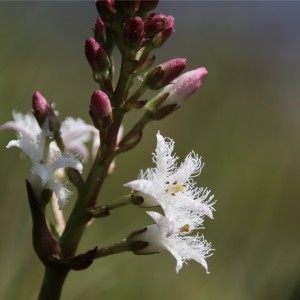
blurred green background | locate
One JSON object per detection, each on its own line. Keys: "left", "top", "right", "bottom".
{"left": 1, "top": 1, "right": 300, "bottom": 300}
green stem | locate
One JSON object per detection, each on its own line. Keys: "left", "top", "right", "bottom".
{"left": 38, "top": 266, "right": 69, "bottom": 300}
{"left": 95, "top": 239, "right": 130, "bottom": 258}
{"left": 59, "top": 146, "right": 115, "bottom": 257}
{"left": 89, "top": 194, "right": 135, "bottom": 217}
{"left": 113, "top": 52, "right": 135, "bottom": 107}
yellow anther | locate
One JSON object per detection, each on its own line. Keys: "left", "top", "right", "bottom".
{"left": 179, "top": 224, "right": 190, "bottom": 233}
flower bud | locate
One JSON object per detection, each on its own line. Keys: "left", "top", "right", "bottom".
{"left": 95, "top": 0, "right": 116, "bottom": 24}
{"left": 144, "top": 13, "right": 174, "bottom": 38}
{"left": 157, "top": 67, "right": 208, "bottom": 107}
{"left": 89, "top": 90, "right": 112, "bottom": 130}
{"left": 123, "top": 16, "right": 144, "bottom": 51}
{"left": 145, "top": 68, "right": 208, "bottom": 120}
{"left": 32, "top": 91, "right": 60, "bottom": 134}
{"left": 144, "top": 58, "right": 187, "bottom": 90}
{"left": 94, "top": 17, "right": 106, "bottom": 44}
{"left": 85, "top": 38, "right": 110, "bottom": 74}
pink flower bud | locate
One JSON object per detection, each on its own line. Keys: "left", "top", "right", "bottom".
{"left": 144, "top": 58, "right": 187, "bottom": 90}
{"left": 144, "top": 13, "right": 174, "bottom": 38}
{"left": 123, "top": 16, "right": 144, "bottom": 51}
{"left": 85, "top": 38, "right": 110, "bottom": 74}
{"left": 94, "top": 17, "right": 106, "bottom": 44}
{"left": 89, "top": 90, "right": 112, "bottom": 129}
{"left": 160, "top": 67, "right": 208, "bottom": 107}
{"left": 32, "top": 91, "right": 57, "bottom": 128}
{"left": 146, "top": 67, "right": 208, "bottom": 120}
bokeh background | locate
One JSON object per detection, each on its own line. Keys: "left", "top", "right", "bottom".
{"left": 1, "top": 1, "right": 300, "bottom": 299}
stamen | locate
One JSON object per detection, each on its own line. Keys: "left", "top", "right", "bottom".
{"left": 179, "top": 224, "right": 190, "bottom": 233}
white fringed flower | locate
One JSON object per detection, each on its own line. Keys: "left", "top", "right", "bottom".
{"left": 126, "top": 132, "right": 215, "bottom": 273}
{"left": 130, "top": 211, "right": 213, "bottom": 273}
{"left": 0, "top": 111, "right": 98, "bottom": 208}
{"left": 0, "top": 111, "right": 99, "bottom": 161}
{"left": 124, "top": 132, "right": 215, "bottom": 219}
{"left": 6, "top": 122, "right": 82, "bottom": 208}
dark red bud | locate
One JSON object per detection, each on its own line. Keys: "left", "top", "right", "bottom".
{"left": 32, "top": 91, "right": 55, "bottom": 125}
{"left": 95, "top": 0, "right": 116, "bottom": 24}
{"left": 85, "top": 38, "right": 110, "bottom": 74}
{"left": 94, "top": 17, "right": 106, "bottom": 43}
{"left": 32, "top": 91, "right": 60, "bottom": 135}
{"left": 89, "top": 90, "right": 112, "bottom": 129}
{"left": 123, "top": 16, "right": 144, "bottom": 51}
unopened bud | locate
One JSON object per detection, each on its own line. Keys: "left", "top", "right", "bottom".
{"left": 94, "top": 17, "right": 106, "bottom": 44}
{"left": 32, "top": 91, "right": 60, "bottom": 133}
{"left": 146, "top": 68, "right": 208, "bottom": 119}
{"left": 85, "top": 38, "right": 110, "bottom": 74}
{"left": 89, "top": 90, "right": 112, "bottom": 130}
{"left": 95, "top": 0, "right": 116, "bottom": 24}
{"left": 144, "top": 13, "right": 174, "bottom": 38}
{"left": 160, "top": 67, "right": 208, "bottom": 107}
{"left": 144, "top": 58, "right": 187, "bottom": 90}
{"left": 123, "top": 16, "right": 144, "bottom": 51}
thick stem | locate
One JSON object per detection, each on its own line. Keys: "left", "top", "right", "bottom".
{"left": 113, "top": 52, "right": 134, "bottom": 107}
{"left": 38, "top": 266, "right": 69, "bottom": 300}
{"left": 59, "top": 146, "right": 115, "bottom": 257}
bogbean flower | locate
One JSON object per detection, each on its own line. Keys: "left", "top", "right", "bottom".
{"left": 129, "top": 210, "right": 213, "bottom": 273}
{"left": 0, "top": 111, "right": 100, "bottom": 207}
{"left": 124, "top": 132, "right": 215, "bottom": 218}
{"left": 6, "top": 121, "right": 82, "bottom": 208}
{"left": 125, "top": 132, "right": 215, "bottom": 273}
{"left": 60, "top": 117, "right": 99, "bottom": 161}
{"left": 0, "top": 111, "right": 99, "bottom": 161}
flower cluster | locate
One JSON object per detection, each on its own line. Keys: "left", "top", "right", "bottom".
{"left": 1, "top": 1, "right": 216, "bottom": 296}
{"left": 125, "top": 132, "right": 215, "bottom": 273}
